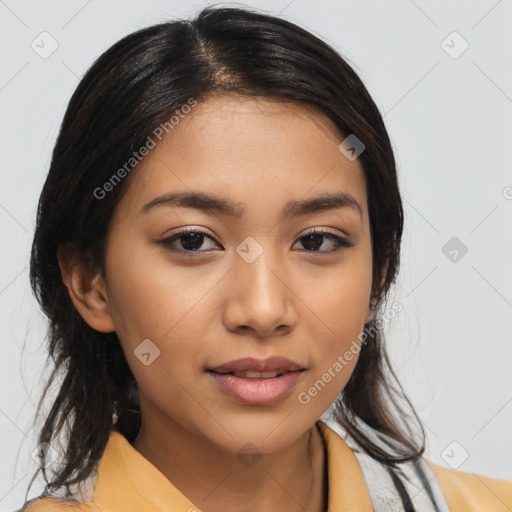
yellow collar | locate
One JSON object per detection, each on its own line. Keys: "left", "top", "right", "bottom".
{"left": 90, "top": 420, "right": 373, "bottom": 511}
{"left": 317, "top": 421, "right": 374, "bottom": 511}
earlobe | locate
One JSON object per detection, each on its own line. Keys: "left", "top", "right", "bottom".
{"left": 57, "top": 243, "right": 116, "bottom": 333}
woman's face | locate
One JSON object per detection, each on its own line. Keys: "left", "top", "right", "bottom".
{"left": 102, "top": 94, "right": 374, "bottom": 454}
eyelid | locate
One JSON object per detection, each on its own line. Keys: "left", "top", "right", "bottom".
{"left": 162, "top": 225, "right": 348, "bottom": 240}
{"left": 165, "top": 226, "right": 212, "bottom": 236}
{"left": 301, "top": 226, "right": 348, "bottom": 238}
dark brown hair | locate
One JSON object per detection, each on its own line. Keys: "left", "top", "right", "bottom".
{"left": 26, "top": 3, "right": 423, "bottom": 502}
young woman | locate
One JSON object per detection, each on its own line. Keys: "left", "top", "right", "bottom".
{"left": 19, "top": 5, "right": 511, "bottom": 512}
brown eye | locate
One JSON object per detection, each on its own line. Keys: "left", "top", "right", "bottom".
{"left": 293, "top": 230, "right": 354, "bottom": 253}
{"left": 160, "top": 229, "right": 222, "bottom": 253}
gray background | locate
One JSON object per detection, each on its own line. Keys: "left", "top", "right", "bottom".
{"left": 1, "top": 0, "right": 511, "bottom": 509}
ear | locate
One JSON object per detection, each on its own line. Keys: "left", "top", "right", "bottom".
{"left": 57, "top": 243, "right": 116, "bottom": 333}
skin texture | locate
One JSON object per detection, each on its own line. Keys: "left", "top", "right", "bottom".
{"left": 58, "top": 94, "right": 375, "bottom": 512}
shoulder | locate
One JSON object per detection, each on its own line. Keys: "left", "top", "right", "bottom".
{"left": 426, "top": 459, "right": 512, "bottom": 511}
{"left": 18, "top": 496, "right": 96, "bottom": 511}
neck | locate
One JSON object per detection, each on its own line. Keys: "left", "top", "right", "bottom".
{"left": 131, "top": 418, "right": 328, "bottom": 512}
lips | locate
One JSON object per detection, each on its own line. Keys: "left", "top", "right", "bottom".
{"left": 206, "top": 356, "right": 306, "bottom": 405}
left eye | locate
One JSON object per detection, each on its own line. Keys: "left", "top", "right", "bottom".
{"left": 159, "top": 229, "right": 353, "bottom": 254}
{"left": 293, "top": 231, "right": 354, "bottom": 253}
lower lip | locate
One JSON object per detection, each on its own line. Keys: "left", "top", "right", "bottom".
{"left": 208, "top": 370, "right": 304, "bottom": 405}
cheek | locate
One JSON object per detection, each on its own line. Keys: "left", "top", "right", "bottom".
{"left": 296, "top": 247, "right": 372, "bottom": 410}
{"left": 307, "top": 244, "right": 373, "bottom": 334}
{"left": 104, "top": 234, "right": 219, "bottom": 343}
{"left": 103, "top": 234, "right": 223, "bottom": 403}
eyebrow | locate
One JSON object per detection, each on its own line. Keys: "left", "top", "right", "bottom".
{"left": 138, "top": 191, "right": 363, "bottom": 220}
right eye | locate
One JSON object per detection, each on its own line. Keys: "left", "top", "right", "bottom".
{"left": 159, "top": 228, "right": 223, "bottom": 254}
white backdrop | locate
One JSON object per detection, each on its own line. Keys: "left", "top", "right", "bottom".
{"left": 1, "top": 1, "right": 511, "bottom": 510}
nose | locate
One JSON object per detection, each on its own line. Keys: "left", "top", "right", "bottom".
{"left": 222, "top": 245, "right": 298, "bottom": 339}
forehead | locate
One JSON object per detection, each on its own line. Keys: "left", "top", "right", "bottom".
{"left": 119, "top": 94, "right": 368, "bottom": 220}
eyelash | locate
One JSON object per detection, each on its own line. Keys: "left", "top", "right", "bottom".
{"left": 159, "top": 227, "right": 354, "bottom": 255}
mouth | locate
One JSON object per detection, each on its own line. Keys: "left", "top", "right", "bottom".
{"left": 206, "top": 357, "right": 306, "bottom": 405}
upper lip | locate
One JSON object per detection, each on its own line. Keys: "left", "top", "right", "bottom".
{"left": 208, "top": 356, "right": 305, "bottom": 374}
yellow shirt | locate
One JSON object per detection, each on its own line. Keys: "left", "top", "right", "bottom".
{"left": 21, "top": 420, "right": 512, "bottom": 511}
